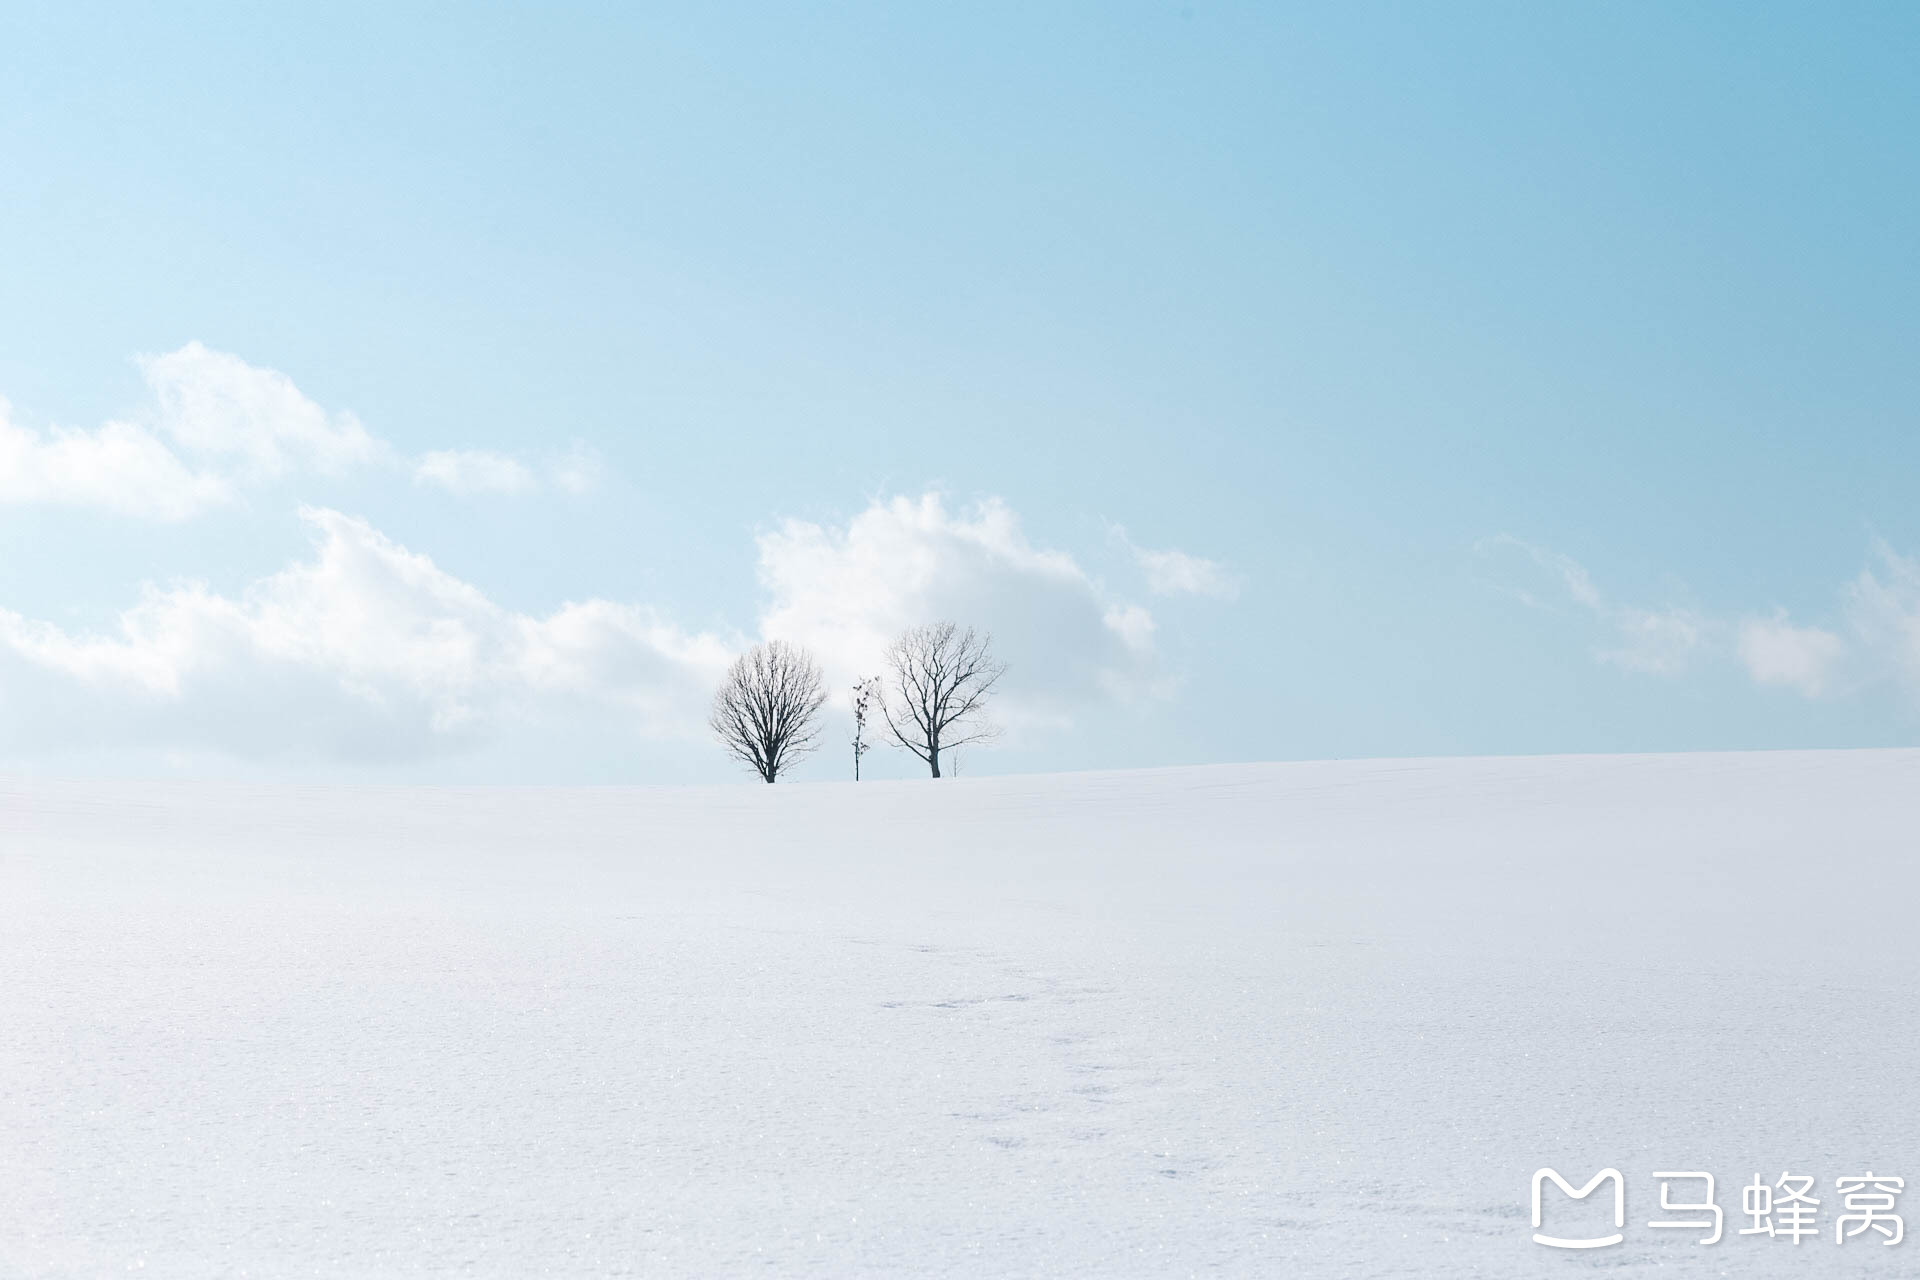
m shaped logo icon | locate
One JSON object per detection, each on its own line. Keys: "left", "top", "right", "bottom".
{"left": 1533, "top": 1168, "right": 1625, "bottom": 1248}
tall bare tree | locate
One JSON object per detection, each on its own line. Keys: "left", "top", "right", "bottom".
{"left": 709, "top": 640, "right": 827, "bottom": 783}
{"left": 880, "top": 622, "right": 1006, "bottom": 778}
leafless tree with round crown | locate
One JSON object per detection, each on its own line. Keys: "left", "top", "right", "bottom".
{"left": 709, "top": 640, "right": 828, "bottom": 783}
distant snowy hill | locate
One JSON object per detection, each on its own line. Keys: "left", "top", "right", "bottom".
{"left": 4, "top": 751, "right": 1915, "bottom": 1276}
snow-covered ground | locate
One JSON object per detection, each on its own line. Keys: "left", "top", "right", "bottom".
{"left": 4, "top": 750, "right": 1917, "bottom": 1277}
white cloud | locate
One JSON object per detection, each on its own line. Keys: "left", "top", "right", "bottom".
{"left": 414, "top": 449, "right": 540, "bottom": 496}
{"left": 0, "top": 343, "right": 378, "bottom": 520}
{"left": 140, "top": 341, "right": 384, "bottom": 478}
{"left": 414, "top": 442, "right": 605, "bottom": 496}
{"left": 1482, "top": 535, "right": 1710, "bottom": 676}
{"left": 1101, "top": 603, "right": 1157, "bottom": 652}
{"left": 1843, "top": 541, "right": 1920, "bottom": 696}
{"left": 2, "top": 345, "right": 600, "bottom": 517}
{"left": 1134, "top": 544, "right": 1240, "bottom": 601}
{"left": 1479, "top": 534, "right": 1603, "bottom": 612}
{"left": 1108, "top": 525, "right": 1240, "bottom": 599}
{"left": 1715, "top": 542, "right": 1920, "bottom": 704}
{"left": 0, "top": 507, "right": 732, "bottom": 760}
{"left": 547, "top": 441, "right": 604, "bottom": 495}
{"left": 1738, "top": 613, "right": 1846, "bottom": 696}
{"left": 1597, "top": 605, "right": 1710, "bottom": 676}
{"left": 757, "top": 494, "right": 1166, "bottom": 722}
{"left": 0, "top": 398, "right": 231, "bottom": 520}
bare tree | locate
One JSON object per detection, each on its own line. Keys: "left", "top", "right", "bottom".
{"left": 880, "top": 622, "right": 1006, "bottom": 778}
{"left": 850, "top": 676, "right": 881, "bottom": 781}
{"left": 709, "top": 640, "right": 827, "bottom": 783}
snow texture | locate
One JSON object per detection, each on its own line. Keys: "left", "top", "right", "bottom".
{"left": 3, "top": 750, "right": 1916, "bottom": 1277}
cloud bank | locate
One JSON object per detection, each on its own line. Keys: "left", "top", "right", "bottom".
{"left": 0, "top": 346, "right": 1233, "bottom": 768}
{"left": 0, "top": 492, "right": 1211, "bottom": 765}
{"left": 0, "top": 508, "right": 732, "bottom": 761}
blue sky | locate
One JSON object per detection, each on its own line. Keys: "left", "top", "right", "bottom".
{"left": 2, "top": 2, "right": 1918, "bottom": 782}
